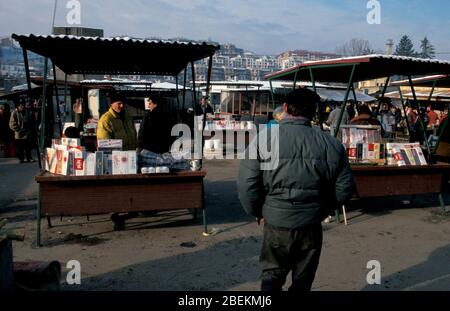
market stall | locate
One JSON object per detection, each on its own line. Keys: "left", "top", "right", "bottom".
{"left": 12, "top": 34, "right": 219, "bottom": 246}
{"left": 266, "top": 55, "right": 450, "bottom": 217}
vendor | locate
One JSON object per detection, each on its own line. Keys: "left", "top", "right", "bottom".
{"left": 138, "top": 94, "right": 171, "bottom": 154}
{"left": 196, "top": 96, "right": 214, "bottom": 115}
{"left": 97, "top": 92, "right": 137, "bottom": 150}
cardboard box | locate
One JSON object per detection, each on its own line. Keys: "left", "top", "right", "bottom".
{"left": 97, "top": 139, "right": 123, "bottom": 150}
{"left": 45, "top": 148, "right": 57, "bottom": 173}
{"left": 112, "top": 151, "right": 137, "bottom": 175}
{"left": 61, "top": 138, "right": 81, "bottom": 147}
{"left": 73, "top": 149, "right": 86, "bottom": 176}
{"left": 85, "top": 151, "right": 104, "bottom": 176}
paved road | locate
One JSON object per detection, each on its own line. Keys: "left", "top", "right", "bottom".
{"left": 1, "top": 159, "right": 450, "bottom": 290}
{"left": 0, "top": 156, "right": 40, "bottom": 211}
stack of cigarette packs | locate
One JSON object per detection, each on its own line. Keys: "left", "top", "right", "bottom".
{"left": 97, "top": 139, "right": 123, "bottom": 175}
{"left": 340, "top": 126, "right": 384, "bottom": 164}
{"left": 386, "top": 143, "right": 428, "bottom": 166}
{"left": 45, "top": 139, "right": 137, "bottom": 176}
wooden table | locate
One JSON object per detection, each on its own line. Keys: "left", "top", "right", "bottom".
{"left": 350, "top": 163, "right": 450, "bottom": 211}
{"left": 35, "top": 171, "right": 206, "bottom": 246}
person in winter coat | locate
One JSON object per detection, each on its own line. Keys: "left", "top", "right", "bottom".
{"left": 238, "top": 88, "right": 355, "bottom": 291}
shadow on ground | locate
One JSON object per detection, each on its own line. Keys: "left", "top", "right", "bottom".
{"left": 362, "top": 244, "right": 450, "bottom": 291}
{"left": 69, "top": 236, "right": 262, "bottom": 291}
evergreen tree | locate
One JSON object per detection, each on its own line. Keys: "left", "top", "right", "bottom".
{"left": 419, "top": 36, "right": 435, "bottom": 59}
{"left": 395, "top": 35, "right": 416, "bottom": 57}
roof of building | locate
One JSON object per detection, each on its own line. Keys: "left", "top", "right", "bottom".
{"left": 11, "top": 34, "right": 220, "bottom": 76}
{"left": 265, "top": 54, "right": 450, "bottom": 83}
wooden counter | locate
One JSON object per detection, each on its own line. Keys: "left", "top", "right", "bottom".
{"left": 35, "top": 171, "right": 206, "bottom": 246}
{"left": 351, "top": 163, "right": 450, "bottom": 198}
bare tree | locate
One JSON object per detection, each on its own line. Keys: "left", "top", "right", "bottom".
{"left": 336, "top": 39, "right": 374, "bottom": 57}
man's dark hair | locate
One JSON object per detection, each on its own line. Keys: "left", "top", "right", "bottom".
{"left": 108, "top": 91, "right": 125, "bottom": 104}
{"left": 358, "top": 104, "right": 372, "bottom": 115}
{"left": 64, "top": 126, "right": 81, "bottom": 138}
{"left": 283, "top": 88, "right": 320, "bottom": 119}
{"left": 148, "top": 93, "right": 162, "bottom": 104}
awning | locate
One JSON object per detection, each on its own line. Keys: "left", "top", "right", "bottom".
{"left": 390, "top": 74, "right": 450, "bottom": 88}
{"left": 384, "top": 90, "right": 450, "bottom": 101}
{"left": 312, "top": 88, "right": 376, "bottom": 102}
{"left": 265, "top": 54, "right": 450, "bottom": 83}
{"left": 12, "top": 34, "right": 220, "bottom": 76}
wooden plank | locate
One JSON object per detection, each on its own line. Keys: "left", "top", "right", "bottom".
{"left": 36, "top": 171, "right": 206, "bottom": 183}
{"left": 39, "top": 178, "right": 203, "bottom": 216}
{"left": 351, "top": 164, "right": 450, "bottom": 198}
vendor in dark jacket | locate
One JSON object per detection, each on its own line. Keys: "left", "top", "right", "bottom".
{"left": 238, "top": 88, "right": 355, "bottom": 292}
{"left": 138, "top": 94, "right": 171, "bottom": 154}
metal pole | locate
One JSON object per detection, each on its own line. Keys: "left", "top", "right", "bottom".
{"left": 53, "top": 63, "right": 63, "bottom": 137}
{"left": 293, "top": 70, "right": 298, "bottom": 90}
{"left": 191, "top": 62, "right": 197, "bottom": 116}
{"left": 398, "top": 88, "right": 411, "bottom": 137}
{"left": 309, "top": 68, "right": 323, "bottom": 131}
{"left": 51, "top": 0, "right": 58, "bottom": 33}
{"left": 182, "top": 67, "right": 187, "bottom": 112}
{"left": 252, "top": 86, "right": 260, "bottom": 122}
{"left": 22, "top": 48, "right": 42, "bottom": 169}
{"left": 40, "top": 58, "right": 49, "bottom": 161}
{"left": 428, "top": 80, "right": 437, "bottom": 103}
{"left": 376, "top": 76, "right": 391, "bottom": 117}
{"left": 175, "top": 75, "right": 180, "bottom": 123}
{"left": 64, "top": 73, "right": 68, "bottom": 123}
{"left": 36, "top": 58, "right": 49, "bottom": 247}
{"left": 408, "top": 75, "right": 431, "bottom": 156}
{"left": 269, "top": 80, "right": 275, "bottom": 110}
{"left": 334, "top": 64, "right": 356, "bottom": 137}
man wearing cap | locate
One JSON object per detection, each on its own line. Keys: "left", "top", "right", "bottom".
{"left": 9, "top": 100, "right": 35, "bottom": 163}
{"left": 238, "top": 88, "right": 355, "bottom": 291}
{"left": 97, "top": 93, "right": 137, "bottom": 151}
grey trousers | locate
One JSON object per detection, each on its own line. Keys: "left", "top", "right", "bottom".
{"left": 260, "top": 223, "right": 323, "bottom": 292}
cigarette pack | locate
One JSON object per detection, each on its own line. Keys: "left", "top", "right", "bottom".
{"left": 45, "top": 148, "right": 57, "bottom": 173}
{"left": 112, "top": 151, "right": 137, "bottom": 175}
{"left": 61, "top": 138, "right": 81, "bottom": 147}
{"left": 97, "top": 139, "right": 123, "bottom": 151}
{"left": 73, "top": 149, "right": 86, "bottom": 176}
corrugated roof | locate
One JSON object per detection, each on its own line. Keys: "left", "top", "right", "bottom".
{"left": 12, "top": 34, "right": 219, "bottom": 76}
{"left": 390, "top": 74, "right": 450, "bottom": 87}
{"left": 266, "top": 54, "right": 450, "bottom": 83}
{"left": 12, "top": 34, "right": 219, "bottom": 47}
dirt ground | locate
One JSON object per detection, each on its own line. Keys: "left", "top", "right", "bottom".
{"left": 1, "top": 158, "right": 450, "bottom": 291}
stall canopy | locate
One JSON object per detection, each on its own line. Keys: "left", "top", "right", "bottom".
{"left": 390, "top": 74, "right": 450, "bottom": 88}
{"left": 265, "top": 54, "right": 450, "bottom": 154}
{"left": 11, "top": 34, "right": 219, "bottom": 75}
{"left": 266, "top": 55, "right": 450, "bottom": 83}
{"left": 312, "top": 87, "right": 376, "bottom": 102}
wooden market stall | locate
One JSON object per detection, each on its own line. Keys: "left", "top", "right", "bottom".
{"left": 12, "top": 34, "right": 219, "bottom": 246}
{"left": 265, "top": 55, "right": 450, "bottom": 217}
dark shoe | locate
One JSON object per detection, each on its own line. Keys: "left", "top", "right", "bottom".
{"left": 20, "top": 160, "right": 25, "bottom": 164}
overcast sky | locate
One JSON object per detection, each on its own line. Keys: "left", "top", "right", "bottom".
{"left": 1, "top": 0, "right": 449, "bottom": 59}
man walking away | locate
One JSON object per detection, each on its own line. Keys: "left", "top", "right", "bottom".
{"left": 238, "top": 88, "right": 355, "bottom": 291}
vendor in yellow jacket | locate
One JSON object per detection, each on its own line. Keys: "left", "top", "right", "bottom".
{"left": 97, "top": 93, "right": 137, "bottom": 150}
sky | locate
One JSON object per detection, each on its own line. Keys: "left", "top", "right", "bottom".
{"left": 1, "top": 0, "right": 450, "bottom": 59}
